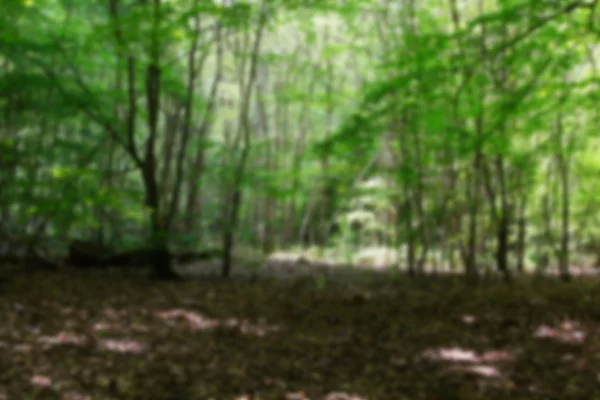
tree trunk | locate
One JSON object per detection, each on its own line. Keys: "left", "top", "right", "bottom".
{"left": 221, "top": 187, "right": 242, "bottom": 278}
{"left": 494, "top": 157, "right": 512, "bottom": 282}
{"left": 465, "top": 166, "right": 478, "bottom": 281}
{"left": 220, "top": 2, "right": 268, "bottom": 277}
{"left": 142, "top": 159, "right": 177, "bottom": 279}
{"left": 556, "top": 117, "right": 571, "bottom": 281}
{"left": 516, "top": 199, "right": 527, "bottom": 273}
{"left": 144, "top": 0, "right": 177, "bottom": 279}
{"left": 495, "top": 213, "right": 511, "bottom": 281}
{"left": 406, "top": 200, "right": 416, "bottom": 275}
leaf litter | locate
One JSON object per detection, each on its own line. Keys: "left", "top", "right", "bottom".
{"left": 1, "top": 269, "right": 600, "bottom": 399}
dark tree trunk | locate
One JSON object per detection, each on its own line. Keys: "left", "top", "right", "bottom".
{"left": 406, "top": 204, "right": 416, "bottom": 276}
{"left": 221, "top": 187, "right": 242, "bottom": 278}
{"left": 556, "top": 115, "right": 571, "bottom": 282}
{"left": 220, "top": 5, "right": 267, "bottom": 277}
{"left": 558, "top": 158, "right": 571, "bottom": 282}
{"left": 465, "top": 169, "right": 478, "bottom": 281}
{"left": 516, "top": 205, "right": 527, "bottom": 274}
{"left": 142, "top": 162, "right": 178, "bottom": 280}
{"left": 495, "top": 213, "right": 512, "bottom": 282}
{"left": 143, "top": 0, "right": 178, "bottom": 281}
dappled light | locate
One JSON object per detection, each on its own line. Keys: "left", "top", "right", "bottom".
{"left": 423, "top": 347, "right": 513, "bottom": 364}
{"left": 2, "top": 273, "right": 600, "bottom": 398}
{"left": 450, "top": 364, "right": 502, "bottom": 378}
{"left": 34, "top": 331, "right": 149, "bottom": 355}
{"left": 155, "top": 309, "right": 280, "bottom": 336}
{"left": 3, "top": 0, "right": 600, "bottom": 398}
{"left": 533, "top": 321, "right": 586, "bottom": 344}
{"left": 93, "top": 321, "right": 134, "bottom": 334}
{"left": 97, "top": 338, "right": 148, "bottom": 355}
{"left": 156, "top": 309, "right": 221, "bottom": 331}
{"left": 323, "top": 392, "right": 368, "bottom": 400}
{"left": 422, "top": 347, "right": 513, "bottom": 379}
{"left": 224, "top": 317, "right": 280, "bottom": 337}
{"left": 37, "top": 332, "right": 88, "bottom": 348}
{"left": 30, "top": 375, "right": 52, "bottom": 388}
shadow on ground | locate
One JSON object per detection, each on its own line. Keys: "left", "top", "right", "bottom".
{"left": 1, "top": 265, "right": 600, "bottom": 400}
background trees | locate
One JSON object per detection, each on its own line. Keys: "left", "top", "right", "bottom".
{"left": 1, "top": 0, "right": 599, "bottom": 279}
{"left": 3, "top": 2, "right": 600, "bottom": 398}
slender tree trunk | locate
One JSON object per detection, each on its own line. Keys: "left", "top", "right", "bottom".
{"left": 145, "top": 0, "right": 176, "bottom": 279}
{"left": 256, "top": 63, "right": 275, "bottom": 254}
{"left": 465, "top": 164, "right": 479, "bottom": 280}
{"left": 142, "top": 160, "right": 175, "bottom": 279}
{"left": 159, "top": 105, "right": 181, "bottom": 215}
{"left": 405, "top": 199, "right": 416, "bottom": 275}
{"left": 183, "top": 22, "right": 223, "bottom": 237}
{"left": 495, "top": 156, "right": 512, "bottom": 282}
{"left": 516, "top": 198, "right": 527, "bottom": 273}
{"left": 556, "top": 115, "right": 571, "bottom": 281}
{"left": 221, "top": 3, "right": 268, "bottom": 277}
{"left": 165, "top": 14, "right": 203, "bottom": 231}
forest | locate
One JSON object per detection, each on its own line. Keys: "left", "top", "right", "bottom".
{"left": 1, "top": 0, "right": 600, "bottom": 399}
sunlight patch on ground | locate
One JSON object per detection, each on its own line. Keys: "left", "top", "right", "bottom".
{"left": 352, "top": 247, "right": 398, "bottom": 269}
{"left": 268, "top": 252, "right": 311, "bottom": 264}
{"left": 92, "top": 321, "right": 149, "bottom": 334}
{"left": 423, "top": 347, "right": 513, "bottom": 379}
{"left": 224, "top": 317, "right": 280, "bottom": 336}
{"left": 155, "top": 309, "right": 279, "bottom": 336}
{"left": 461, "top": 314, "right": 477, "bottom": 324}
{"left": 423, "top": 347, "right": 513, "bottom": 364}
{"left": 37, "top": 332, "right": 87, "bottom": 348}
{"left": 30, "top": 375, "right": 52, "bottom": 388}
{"left": 450, "top": 364, "right": 502, "bottom": 378}
{"left": 98, "top": 338, "right": 147, "bottom": 354}
{"left": 6, "top": 272, "right": 600, "bottom": 399}
{"left": 155, "top": 309, "right": 221, "bottom": 331}
{"left": 35, "top": 331, "right": 148, "bottom": 354}
{"left": 533, "top": 320, "right": 586, "bottom": 344}
{"left": 324, "top": 392, "right": 368, "bottom": 400}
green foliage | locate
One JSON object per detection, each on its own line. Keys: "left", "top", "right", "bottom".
{"left": 0, "top": 0, "right": 599, "bottom": 277}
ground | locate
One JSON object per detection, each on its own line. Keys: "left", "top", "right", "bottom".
{"left": 1, "top": 262, "right": 600, "bottom": 400}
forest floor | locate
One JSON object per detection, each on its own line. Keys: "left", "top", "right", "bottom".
{"left": 1, "top": 261, "right": 600, "bottom": 400}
